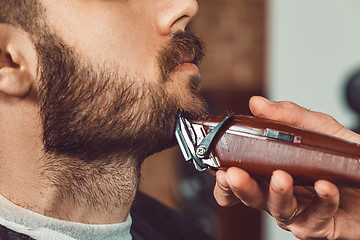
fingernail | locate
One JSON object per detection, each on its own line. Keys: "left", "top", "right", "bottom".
{"left": 314, "top": 185, "right": 328, "bottom": 199}
{"left": 317, "top": 191, "right": 328, "bottom": 199}
{"left": 271, "top": 178, "right": 283, "bottom": 192}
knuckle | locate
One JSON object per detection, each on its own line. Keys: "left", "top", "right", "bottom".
{"left": 320, "top": 113, "right": 337, "bottom": 123}
{"left": 278, "top": 101, "right": 297, "bottom": 111}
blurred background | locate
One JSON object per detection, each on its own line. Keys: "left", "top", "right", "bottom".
{"left": 140, "top": 0, "right": 360, "bottom": 239}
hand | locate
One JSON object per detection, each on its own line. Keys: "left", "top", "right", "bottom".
{"left": 214, "top": 96, "right": 360, "bottom": 239}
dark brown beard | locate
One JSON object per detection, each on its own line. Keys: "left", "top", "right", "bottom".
{"left": 25, "top": 13, "right": 209, "bottom": 212}
{"left": 35, "top": 29, "right": 207, "bottom": 163}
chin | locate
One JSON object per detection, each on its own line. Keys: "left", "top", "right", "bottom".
{"left": 179, "top": 98, "right": 209, "bottom": 121}
{"left": 167, "top": 74, "right": 208, "bottom": 117}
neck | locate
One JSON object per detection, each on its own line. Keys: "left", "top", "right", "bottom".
{"left": 0, "top": 152, "right": 141, "bottom": 224}
{"left": 0, "top": 94, "right": 142, "bottom": 224}
{"left": 43, "top": 154, "right": 141, "bottom": 224}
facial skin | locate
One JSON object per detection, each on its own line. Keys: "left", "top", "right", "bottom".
{"left": 38, "top": 28, "right": 206, "bottom": 162}
{"left": 35, "top": 0, "right": 207, "bottom": 160}
{"left": 0, "top": 0, "right": 207, "bottom": 224}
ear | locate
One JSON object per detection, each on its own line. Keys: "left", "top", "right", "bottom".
{"left": 0, "top": 24, "right": 37, "bottom": 98}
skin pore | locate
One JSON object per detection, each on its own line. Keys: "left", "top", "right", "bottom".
{"left": 0, "top": 0, "right": 207, "bottom": 224}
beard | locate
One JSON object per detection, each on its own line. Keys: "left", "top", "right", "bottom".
{"left": 34, "top": 30, "right": 208, "bottom": 163}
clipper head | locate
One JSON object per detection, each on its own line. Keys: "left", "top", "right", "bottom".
{"left": 175, "top": 112, "right": 233, "bottom": 171}
{"left": 175, "top": 112, "right": 207, "bottom": 171}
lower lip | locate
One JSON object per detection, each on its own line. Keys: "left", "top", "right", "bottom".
{"left": 172, "top": 63, "right": 199, "bottom": 73}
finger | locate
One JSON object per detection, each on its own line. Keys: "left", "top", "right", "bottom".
{"left": 305, "top": 180, "right": 339, "bottom": 227}
{"left": 287, "top": 180, "right": 339, "bottom": 239}
{"left": 267, "top": 170, "right": 298, "bottom": 224}
{"left": 249, "top": 96, "right": 306, "bottom": 125}
{"left": 225, "top": 167, "right": 267, "bottom": 209}
{"left": 248, "top": 96, "right": 342, "bottom": 135}
{"left": 214, "top": 170, "right": 241, "bottom": 207}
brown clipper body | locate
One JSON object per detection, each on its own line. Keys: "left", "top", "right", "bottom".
{"left": 176, "top": 114, "right": 360, "bottom": 187}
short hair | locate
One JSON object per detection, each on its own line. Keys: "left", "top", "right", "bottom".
{"left": 0, "top": 0, "right": 40, "bottom": 34}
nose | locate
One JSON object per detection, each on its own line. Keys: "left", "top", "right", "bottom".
{"left": 153, "top": 0, "right": 199, "bottom": 36}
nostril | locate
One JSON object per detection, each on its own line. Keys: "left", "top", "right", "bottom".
{"left": 0, "top": 51, "right": 20, "bottom": 69}
{"left": 174, "top": 15, "right": 189, "bottom": 25}
{"left": 154, "top": 0, "right": 198, "bottom": 36}
{"left": 6, "top": 53, "right": 20, "bottom": 69}
{"left": 170, "top": 15, "right": 190, "bottom": 32}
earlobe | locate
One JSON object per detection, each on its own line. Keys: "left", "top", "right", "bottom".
{"left": 0, "top": 24, "right": 37, "bottom": 98}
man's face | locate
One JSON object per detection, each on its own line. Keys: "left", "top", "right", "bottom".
{"left": 35, "top": 0, "right": 207, "bottom": 161}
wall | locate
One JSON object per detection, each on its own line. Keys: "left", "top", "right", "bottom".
{"left": 193, "top": 0, "right": 265, "bottom": 93}
{"left": 268, "top": 0, "right": 360, "bottom": 129}
{"left": 265, "top": 1, "right": 360, "bottom": 239}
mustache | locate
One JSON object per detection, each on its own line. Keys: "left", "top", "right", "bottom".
{"left": 158, "top": 31, "right": 207, "bottom": 81}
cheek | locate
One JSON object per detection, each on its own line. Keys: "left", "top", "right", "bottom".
{"left": 45, "top": 1, "right": 162, "bottom": 83}
{"left": 74, "top": 30, "right": 161, "bottom": 83}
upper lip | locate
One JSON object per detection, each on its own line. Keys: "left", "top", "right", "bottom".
{"left": 181, "top": 53, "right": 195, "bottom": 64}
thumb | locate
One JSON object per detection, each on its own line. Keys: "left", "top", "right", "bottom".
{"left": 248, "top": 96, "right": 358, "bottom": 142}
